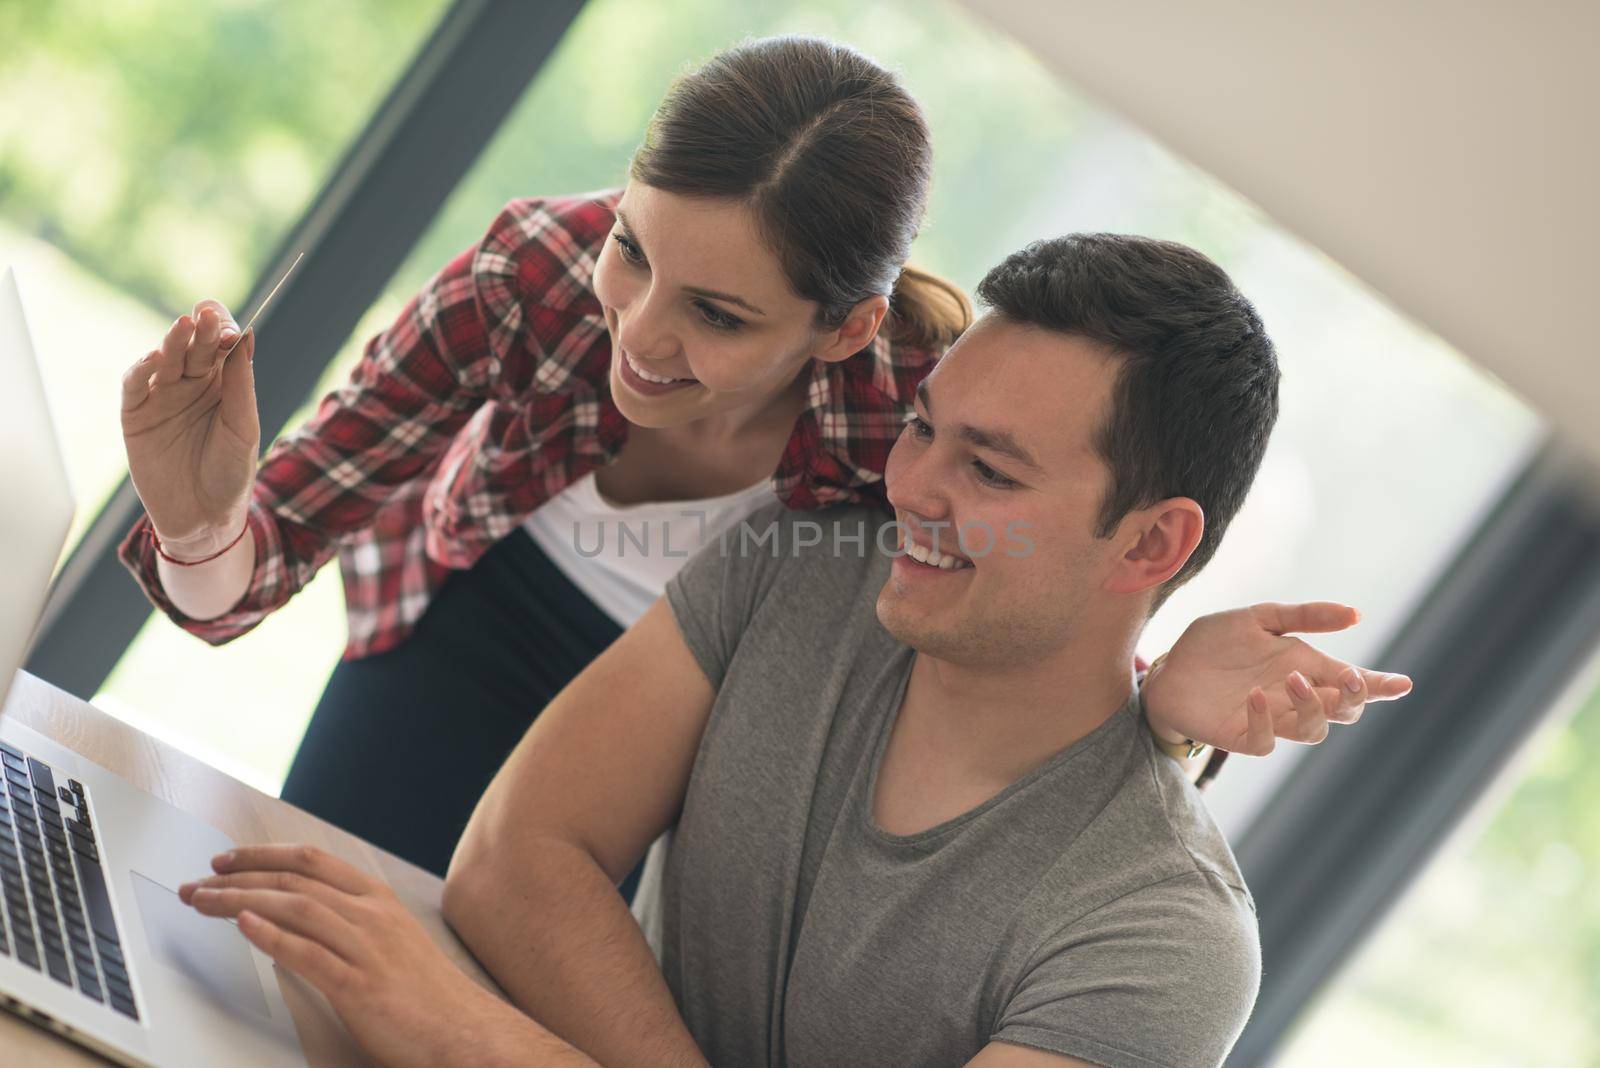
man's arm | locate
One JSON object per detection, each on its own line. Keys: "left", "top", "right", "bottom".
{"left": 968, "top": 1045, "right": 1099, "bottom": 1066}
{"left": 442, "top": 596, "right": 714, "bottom": 1068}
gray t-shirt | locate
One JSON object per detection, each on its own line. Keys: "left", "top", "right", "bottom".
{"left": 632, "top": 503, "right": 1260, "bottom": 1067}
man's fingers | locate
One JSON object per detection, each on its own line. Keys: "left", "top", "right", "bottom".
{"left": 1253, "top": 601, "right": 1360, "bottom": 636}
{"left": 212, "top": 844, "right": 373, "bottom": 895}
{"left": 188, "top": 886, "right": 363, "bottom": 964}
{"left": 236, "top": 910, "right": 358, "bottom": 997}
{"left": 180, "top": 869, "right": 359, "bottom": 921}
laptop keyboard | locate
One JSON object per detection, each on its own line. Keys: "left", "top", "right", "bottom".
{"left": 0, "top": 739, "right": 139, "bottom": 1021}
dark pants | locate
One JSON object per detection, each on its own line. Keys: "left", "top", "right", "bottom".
{"left": 280, "top": 528, "right": 643, "bottom": 901}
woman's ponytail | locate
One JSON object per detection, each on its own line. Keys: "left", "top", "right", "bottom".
{"left": 888, "top": 264, "right": 972, "bottom": 349}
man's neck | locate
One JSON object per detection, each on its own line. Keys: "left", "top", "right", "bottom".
{"left": 903, "top": 614, "right": 1140, "bottom": 786}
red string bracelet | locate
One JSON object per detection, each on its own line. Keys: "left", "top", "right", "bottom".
{"left": 149, "top": 521, "right": 249, "bottom": 567}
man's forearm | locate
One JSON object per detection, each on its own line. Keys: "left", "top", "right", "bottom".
{"left": 444, "top": 836, "right": 707, "bottom": 1068}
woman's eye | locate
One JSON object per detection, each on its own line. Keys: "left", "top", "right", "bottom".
{"left": 908, "top": 416, "right": 933, "bottom": 440}
{"left": 695, "top": 300, "right": 744, "bottom": 331}
{"left": 613, "top": 232, "right": 645, "bottom": 266}
{"left": 972, "top": 459, "right": 1016, "bottom": 488}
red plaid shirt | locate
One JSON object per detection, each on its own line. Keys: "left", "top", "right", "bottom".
{"left": 119, "top": 190, "right": 944, "bottom": 659}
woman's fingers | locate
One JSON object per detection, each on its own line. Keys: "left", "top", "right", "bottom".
{"left": 155, "top": 314, "right": 194, "bottom": 382}
{"left": 1243, "top": 686, "right": 1275, "bottom": 755}
{"left": 236, "top": 910, "right": 357, "bottom": 996}
{"left": 1363, "top": 669, "right": 1414, "bottom": 700}
{"left": 1325, "top": 668, "right": 1368, "bottom": 725}
{"left": 120, "top": 350, "right": 160, "bottom": 413}
{"left": 212, "top": 844, "right": 374, "bottom": 896}
{"left": 183, "top": 306, "right": 221, "bottom": 378}
{"left": 218, "top": 329, "right": 258, "bottom": 440}
{"left": 1252, "top": 601, "right": 1360, "bottom": 636}
{"left": 183, "top": 302, "right": 238, "bottom": 379}
{"left": 1286, "top": 671, "right": 1330, "bottom": 744}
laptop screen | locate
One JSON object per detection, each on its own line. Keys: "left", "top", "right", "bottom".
{"left": 0, "top": 267, "right": 77, "bottom": 711}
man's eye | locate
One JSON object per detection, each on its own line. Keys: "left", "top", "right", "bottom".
{"left": 972, "top": 459, "right": 1016, "bottom": 488}
{"left": 909, "top": 416, "right": 933, "bottom": 440}
{"left": 613, "top": 232, "right": 645, "bottom": 265}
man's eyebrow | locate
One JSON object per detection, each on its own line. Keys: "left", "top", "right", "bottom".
{"left": 613, "top": 209, "right": 767, "bottom": 317}
{"left": 916, "top": 380, "right": 1041, "bottom": 471}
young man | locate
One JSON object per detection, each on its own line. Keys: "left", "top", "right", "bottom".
{"left": 181, "top": 234, "right": 1409, "bottom": 1067}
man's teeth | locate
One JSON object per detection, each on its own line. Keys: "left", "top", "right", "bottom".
{"left": 904, "top": 539, "right": 971, "bottom": 570}
{"left": 626, "top": 352, "right": 691, "bottom": 385}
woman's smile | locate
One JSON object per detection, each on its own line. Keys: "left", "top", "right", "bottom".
{"left": 616, "top": 345, "right": 700, "bottom": 396}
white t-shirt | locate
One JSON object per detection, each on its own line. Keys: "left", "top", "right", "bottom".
{"left": 523, "top": 472, "right": 774, "bottom": 627}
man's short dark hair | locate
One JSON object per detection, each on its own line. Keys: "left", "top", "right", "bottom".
{"left": 975, "top": 233, "right": 1280, "bottom": 606}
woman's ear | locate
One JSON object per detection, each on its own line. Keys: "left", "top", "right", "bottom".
{"left": 1103, "top": 498, "right": 1206, "bottom": 596}
{"left": 815, "top": 294, "right": 890, "bottom": 363}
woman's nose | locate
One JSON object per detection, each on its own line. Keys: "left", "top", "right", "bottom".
{"left": 616, "top": 290, "right": 678, "bottom": 361}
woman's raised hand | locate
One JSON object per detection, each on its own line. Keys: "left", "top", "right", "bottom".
{"left": 120, "top": 300, "right": 260, "bottom": 559}
{"left": 1142, "top": 602, "right": 1414, "bottom": 756}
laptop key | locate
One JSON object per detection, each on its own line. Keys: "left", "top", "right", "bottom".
{"left": 15, "top": 941, "right": 40, "bottom": 971}
{"left": 77, "top": 973, "right": 103, "bottom": 1002}
{"left": 96, "top": 935, "right": 123, "bottom": 965}
{"left": 101, "top": 957, "right": 129, "bottom": 984}
{"left": 0, "top": 741, "right": 22, "bottom": 761}
{"left": 26, "top": 759, "right": 55, "bottom": 795}
{"left": 75, "top": 854, "right": 119, "bottom": 941}
{"left": 109, "top": 994, "right": 138, "bottom": 1020}
{"left": 44, "top": 948, "right": 72, "bottom": 985}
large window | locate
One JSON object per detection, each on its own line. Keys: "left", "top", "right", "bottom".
{"left": 0, "top": 0, "right": 449, "bottom": 561}
{"left": 1274, "top": 656, "right": 1600, "bottom": 1064}
{"left": 67, "top": 0, "right": 1537, "bottom": 812}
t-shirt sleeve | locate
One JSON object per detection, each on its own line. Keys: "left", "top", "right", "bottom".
{"left": 663, "top": 499, "right": 790, "bottom": 689}
{"left": 991, "top": 873, "right": 1262, "bottom": 1068}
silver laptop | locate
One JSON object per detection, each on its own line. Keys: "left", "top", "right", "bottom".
{"left": 0, "top": 267, "right": 306, "bottom": 1067}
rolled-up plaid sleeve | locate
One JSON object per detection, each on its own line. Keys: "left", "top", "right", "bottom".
{"left": 117, "top": 201, "right": 545, "bottom": 645}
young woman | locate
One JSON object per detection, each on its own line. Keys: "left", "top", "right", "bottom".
{"left": 118, "top": 36, "right": 1405, "bottom": 884}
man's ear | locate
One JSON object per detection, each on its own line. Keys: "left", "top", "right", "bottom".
{"left": 1103, "top": 498, "right": 1206, "bottom": 596}
{"left": 815, "top": 294, "right": 890, "bottom": 363}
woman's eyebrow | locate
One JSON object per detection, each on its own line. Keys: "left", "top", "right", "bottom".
{"left": 683, "top": 286, "right": 766, "bottom": 316}
{"left": 613, "top": 209, "right": 768, "bottom": 317}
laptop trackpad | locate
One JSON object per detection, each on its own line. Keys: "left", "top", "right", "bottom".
{"left": 129, "top": 871, "right": 271, "bottom": 1019}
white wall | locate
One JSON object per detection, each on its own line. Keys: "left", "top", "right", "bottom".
{"left": 961, "top": 0, "right": 1598, "bottom": 464}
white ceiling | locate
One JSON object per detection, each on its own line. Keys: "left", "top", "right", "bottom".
{"left": 961, "top": 0, "right": 1599, "bottom": 464}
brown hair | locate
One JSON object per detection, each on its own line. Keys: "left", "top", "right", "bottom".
{"left": 631, "top": 36, "right": 972, "bottom": 351}
{"left": 976, "top": 234, "right": 1280, "bottom": 609}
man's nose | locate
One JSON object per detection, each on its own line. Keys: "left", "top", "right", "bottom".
{"left": 886, "top": 444, "right": 950, "bottom": 523}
